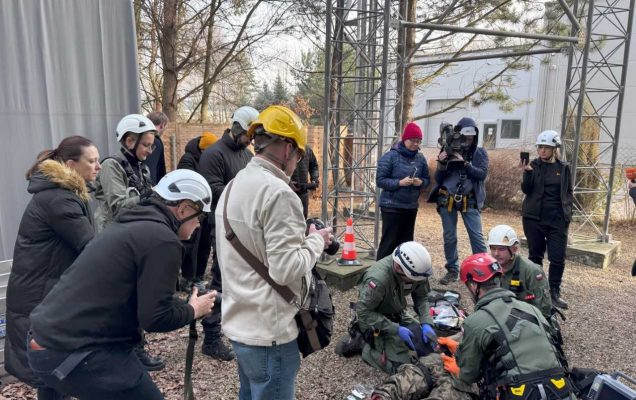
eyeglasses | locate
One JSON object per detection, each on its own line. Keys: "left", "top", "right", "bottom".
{"left": 406, "top": 139, "right": 422, "bottom": 145}
{"left": 284, "top": 139, "right": 304, "bottom": 161}
{"left": 185, "top": 204, "right": 205, "bottom": 222}
{"left": 140, "top": 142, "right": 157, "bottom": 151}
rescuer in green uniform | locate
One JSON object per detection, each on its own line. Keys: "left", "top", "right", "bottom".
{"left": 487, "top": 225, "right": 552, "bottom": 320}
{"left": 440, "top": 253, "right": 575, "bottom": 400}
{"left": 356, "top": 242, "right": 436, "bottom": 374}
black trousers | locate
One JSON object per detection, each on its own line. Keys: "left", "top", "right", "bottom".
{"left": 202, "top": 221, "right": 222, "bottom": 340}
{"left": 522, "top": 217, "right": 569, "bottom": 288}
{"left": 27, "top": 342, "right": 163, "bottom": 400}
{"left": 181, "top": 217, "right": 212, "bottom": 279}
{"left": 376, "top": 208, "right": 418, "bottom": 260}
{"left": 298, "top": 192, "right": 309, "bottom": 218}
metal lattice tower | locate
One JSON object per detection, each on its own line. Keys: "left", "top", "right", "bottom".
{"left": 322, "top": 0, "right": 398, "bottom": 254}
{"left": 324, "top": 0, "right": 634, "bottom": 252}
{"left": 561, "top": 0, "right": 635, "bottom": 242}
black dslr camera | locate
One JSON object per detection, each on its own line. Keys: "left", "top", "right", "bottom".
{"left": 306, "top": 218, "right": 340, "bottom": 256}
{"left": 437, "top": 122, "right": 471, "bottom": 171}
{"left": 191, "top": 282, "right": 222, "bottom": 313}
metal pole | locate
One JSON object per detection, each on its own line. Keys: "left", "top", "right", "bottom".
{"left": 400, "top": 21, "right": 580, "bottom": 43}
{"left": 405, "top": 0, "right": 461, "bottom": 61}
{"left": 321, "top": 0, "right": 332, "bottom": 227}
{"left": 408, "top": 47, "right": 568, "bottom": 67}
{"left": 570, "top": 0, "right": 595, "bottom": 189}
{"left": 602, "top": 0, "right": 636, "bottom": 241}
{"left": 559, "top": 0, "right": 579, "bottom": 161}
{"left": 555, "top": 0, "right": 582, "bottom": 32}
{"left": 374, "top": 0, "right": 391, "bottom": 256}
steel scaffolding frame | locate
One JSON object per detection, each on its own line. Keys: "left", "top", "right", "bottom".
{"left": 560, "top": 0, "right": 635, "bottom": 241}
{"left": 324, "top": 0, "right": 634, "bottom": 251}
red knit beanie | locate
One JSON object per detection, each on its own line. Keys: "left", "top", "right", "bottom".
{"left": 402, "top": 122, "right": 423, "bottom": 141}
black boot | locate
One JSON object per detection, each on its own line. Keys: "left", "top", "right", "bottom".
{"left": 440, "top": 270, "right": 459, "bottom": 285}
{"left": 134, "top": 343, "right": 166, "bottom": 371}
{"left": 201, "top": 335, "right": 235, "bottom": 361}
{"left": 334, "top": 332, "right": 364, "bottom": 357}
{"left": 550, "top": 287, "right": 569, "bottom": 310}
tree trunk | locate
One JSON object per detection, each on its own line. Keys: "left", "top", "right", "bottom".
{"left": 395, "top": 0, "right": 416, "bottom": 134}
{"left": 161, "top": 0, "right": 178, "bottom": 121}
{"left": 200, "top": 1, "right": 217, "bottom": 123}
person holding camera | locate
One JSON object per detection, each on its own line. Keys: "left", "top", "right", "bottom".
{"left": 216, "top": 105, "right": 333, "bottom": 400}
{"left": 27, "top": 170, "right": 217, "bottom": 400}
{"left": 376, "top": 122, "right": 430, "bottom": 260}
{"left": 429, "top": 117, "right": 489, "bottom": 285}
{"left": 520, "top": 130, "right": 573, "bottom": 309}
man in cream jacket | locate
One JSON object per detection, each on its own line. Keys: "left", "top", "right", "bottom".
{"left": 215, "top": 105, "right": 333, "bottom": 400}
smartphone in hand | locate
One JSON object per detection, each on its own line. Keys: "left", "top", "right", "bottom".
{"left": 520, "top": 152, "right": 530, "bottom": 166}
{"left": 410, "top": 167, "right": 418, "bottom": 178}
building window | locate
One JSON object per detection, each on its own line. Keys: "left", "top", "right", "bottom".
{"left": 501, "top": 120, "right": 521, "bottom": 139}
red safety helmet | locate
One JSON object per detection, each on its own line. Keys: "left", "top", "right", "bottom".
{"left": 460, "top": 253, "right": 502, "bottom": 284}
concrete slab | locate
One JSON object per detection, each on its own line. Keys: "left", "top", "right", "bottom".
{"left": 316, "top": 251, "right": 376, "bottom": 291}
{"left": 520, "top": 237, "right": 621, "bottom": 269}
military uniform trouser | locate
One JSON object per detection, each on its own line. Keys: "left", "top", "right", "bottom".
{"left": 371, "top": 353, "right": 475, "bottom": 400}
{"left": 362, "top": 334, "right": 413, "bottom": 374}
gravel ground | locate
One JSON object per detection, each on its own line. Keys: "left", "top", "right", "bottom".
{"left": 2, "top": 202, "right": 635, "bottom": 399}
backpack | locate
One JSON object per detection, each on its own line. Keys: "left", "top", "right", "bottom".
{"left": 296, "top": 268, "right": 335, "bottom": 358}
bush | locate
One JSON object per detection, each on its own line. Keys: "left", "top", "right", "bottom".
{"left": 484, "top": 150, "right": 524, "bottom": 210}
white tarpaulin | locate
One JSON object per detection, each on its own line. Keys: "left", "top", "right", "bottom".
{"left": 0, "top": 0, "right": 140, "bottom": 259}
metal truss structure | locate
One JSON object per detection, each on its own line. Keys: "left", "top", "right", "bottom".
{"left": 560, "top": 0, "right": 635, "bottom": 241}
{"left": 323, "top": 0, "right": 634, "bottom": 251}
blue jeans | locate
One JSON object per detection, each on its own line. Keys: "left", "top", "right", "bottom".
{"left": 231, "top": 339, "right": 300, "bottom": 400}
{"left": 438, "top": 202, "right": 487, "bottom": 272}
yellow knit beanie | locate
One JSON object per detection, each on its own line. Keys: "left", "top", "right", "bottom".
{"left": 199, "top": 132, "right": 218, "bottom": 150}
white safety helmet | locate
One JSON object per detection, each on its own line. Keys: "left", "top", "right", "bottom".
{"left": 116, "top": 114, "right": 157, "bottom": 142}
{"left": 154, "top": 169, "right": 212, "bottom": 212}
{"left": 392, "top": 242, "right": 433, "bottom": 281}
{"left": 536, "top": 130, "right": 561, "bottom": 148}
{"left": 487, "top": 225, "right": 520, "bottom": 247}
{"left": 232, "top": 106, "right": 260, "bottom": 131}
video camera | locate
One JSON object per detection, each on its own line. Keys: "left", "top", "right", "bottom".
{"left": 306, "top": 218, "right": 340, "bottom": 256}
{"left": 437, "top": 122, "right": 472, "bottom": 171}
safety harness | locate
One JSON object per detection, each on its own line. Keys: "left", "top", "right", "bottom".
{"left": 478, "top": 296, "right": 574, "bottom": 400}
{"left": 102, "top": 151, "right": 153, "bottom": 196}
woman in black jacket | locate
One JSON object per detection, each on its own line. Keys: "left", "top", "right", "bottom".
{"left": 521, "top": 130, "right": 573, "bottom": 310}
{"left": 5, "top": 136, "right": 100, "bottom": 400}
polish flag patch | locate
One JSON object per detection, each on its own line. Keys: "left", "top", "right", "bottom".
{"left": 368, "top": 281, "right": 377, "bottom": 289}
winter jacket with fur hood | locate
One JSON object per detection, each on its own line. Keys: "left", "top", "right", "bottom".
{"left": 5, "top": 160, "right": 95, "bottom": 386}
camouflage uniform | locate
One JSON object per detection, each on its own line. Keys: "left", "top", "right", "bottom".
{"left": 455, "top": 288, "right": 574, "bottom": 399}
{"left": 357, "top": 256, "right": 433, "bottom": 374}
{"left": 371, "top": 353, "right": 476, "bottom": 400}
{"left": 501, "top": 255, "right": 552, "bottom": 320}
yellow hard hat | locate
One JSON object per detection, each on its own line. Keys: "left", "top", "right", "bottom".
{"left": 248, "top": 105, "right": 307, "bottom": 152}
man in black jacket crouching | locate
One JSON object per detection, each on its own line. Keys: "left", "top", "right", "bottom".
{"left": 27, "top": 170, "right": 217, "bottom": 400}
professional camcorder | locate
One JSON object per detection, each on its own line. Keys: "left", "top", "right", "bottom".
{"left": 437, "top": 122, "right": 472, "bottom": 171}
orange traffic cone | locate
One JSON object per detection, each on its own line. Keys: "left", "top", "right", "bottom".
{"left": 338, "top": 217, "right": 362, "bottom": 266}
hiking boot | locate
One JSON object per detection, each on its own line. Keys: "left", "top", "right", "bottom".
{"left": 135, "top": 346, "right": 166, "bottom": 371}
{"left": 550, "top": 287, "right": 569, "bottom": 310}
{"left": 440, "top": 271, "right": 459, "bottom": 285}
{"left": 202, "top": 338, "right": 235, "bottom": 361}
{"left": 334, "top": 332, "right": 364, "bottom": 357}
